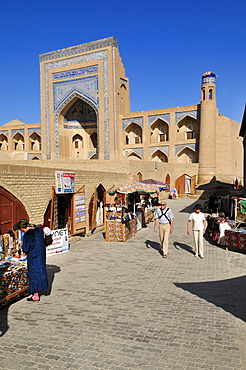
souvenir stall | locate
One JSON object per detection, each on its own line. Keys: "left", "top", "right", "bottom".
{"left": 105, "top": 182, "right": 159, "bottom": 242}
{"left": 0, "top": 231, "right": 28, "bottom": 307}
{"left": 224, "top": 197, "right": 246, "bottom": 252}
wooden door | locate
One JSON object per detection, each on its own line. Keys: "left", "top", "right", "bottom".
{"left": 0, "top": 187, "right": 28, "bottom": 234}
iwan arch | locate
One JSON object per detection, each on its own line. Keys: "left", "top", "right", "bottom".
{"left": 0, "top": 37, "right": 243, "bottom": 192}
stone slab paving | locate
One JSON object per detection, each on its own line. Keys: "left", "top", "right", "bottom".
{"left": 1, "top": 198, "right": 246, "bottom": 369}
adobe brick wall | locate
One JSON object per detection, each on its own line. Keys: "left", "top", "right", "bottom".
{"left": 0, "top": 163, "right": 131, "bottom": 230}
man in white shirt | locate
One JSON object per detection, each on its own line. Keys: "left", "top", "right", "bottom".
{"left": 154, "top": 202, "right": 174, "bottom": 258}
{"left": 187, "top": 204, "right": 206, "bottom": 258}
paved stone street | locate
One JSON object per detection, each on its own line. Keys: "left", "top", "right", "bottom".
{"left": 1, "top": 198, "right": 246, "bottom": 369}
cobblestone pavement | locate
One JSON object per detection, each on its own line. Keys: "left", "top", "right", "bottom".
{"left": 1, "top": 198, "right": 246, "bottom": 369}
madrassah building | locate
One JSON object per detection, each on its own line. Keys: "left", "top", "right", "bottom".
{"left": 0, "top": 37, "right": 243, "bottom": 233}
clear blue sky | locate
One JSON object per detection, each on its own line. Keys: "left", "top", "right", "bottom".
{"left": 0, "top": 0, "right": 245, "bottom": 126}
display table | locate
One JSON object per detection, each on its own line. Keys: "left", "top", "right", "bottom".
{"left": 225, "top": 229, "right": 246, "bottom": 251}
{"left": 0, "top": 263, "right": 29, "bottom": 307}
{"left": 105, "top": 218, "right": 137, "bottom": 242}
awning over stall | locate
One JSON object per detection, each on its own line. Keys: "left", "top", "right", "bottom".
{"left": 108, "top": 181, "right": 160, "bottom": 195}
{"left": 140, "top": 179, "right": 169, "bottom": 190}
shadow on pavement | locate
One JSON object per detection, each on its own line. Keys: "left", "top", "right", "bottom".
{"left": 0, "top": 305, "right": 9, "bottom": 337}
{"left": 0, "top": 264, "right": 61, "bottom": 337}
{"left": 173, "top": 241, "right": 194, "bottom": 255}
{"left": 145, "top": 239, "right": 162, "bottom": 256}
{"left": 175, "top": 275, "right": 246, "bottom": 322}
{"left": 43, "top": 264, "right": 61, "bottom": 296}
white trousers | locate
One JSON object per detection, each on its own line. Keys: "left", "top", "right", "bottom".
{"left": 159, "top": 223, "right": 170, "bottom": 255}
{"left": 193, "top": 229, "right": 204, "bottom": 255}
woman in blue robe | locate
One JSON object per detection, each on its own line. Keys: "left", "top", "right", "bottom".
{"left": 18, "top": 219, "right": 48, "bottom": 302}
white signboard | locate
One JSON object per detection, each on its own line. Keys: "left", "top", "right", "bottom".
{"left": 46, "top": 228, "right": 69, "bottom": 256}
{"left": 55, "top": 171, "right": 75, "bottom": 194}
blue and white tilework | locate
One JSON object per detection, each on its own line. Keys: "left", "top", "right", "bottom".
{"left": 149, "top": 146, "right": 169, "bottom": 157}
{"left": 64, "top": 124, "right": 97, "bottom": 130}
{"left": 11, "top": 129, "right": 24, "bottom": 137}
{"left": 148, "top": 114, "right": 170, "bottom": 126}
{"left": 43, "top": 49, "right": 109, "bottom": 159}
{"left": 123, "top": 148, "right": 143, "bottom": 158}
{"left": 175, "top": 143, "right": 198, "bottom": 156}
{"left": 28, "top": 128, "right": 41, "bottom": 135}
{"left": 52, "top": 65, "right": 98, "bottom": 81}
{"left": 175, "top": 110, "right": 200, "bottom": 124}
{"left": 0, "top": 130, "right": 8, "bottom": 137}
{"left": 122, "top": 117, "right": 143, "bottom": 130}
{"left": 53, "top": 76, "right": 98, "bottom": 111}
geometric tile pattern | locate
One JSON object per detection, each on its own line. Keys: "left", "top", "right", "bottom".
{"left": 52, "top": 65, "right": 98, "bottom": 81}
{"left": 175, "top": 110, "right": 200, "bottom": 124}
{"left": 42, "top": 49, "right": 109, "bottom": 159}
{"left": 122, "top": 117, "right": 143, "bottom": 130}
{"left": 28, "top": 128, "right": 41, "bottom": 135}
{"left": 148, "top": 114, "right": 170, "bottom": 126}
{"left": 175, "top": 143, "right": 198, "bottom": 156}
{"left": 0, "top": 130, "right": 8, "bottom": 137}
{"left": 123, "top": 147, "right": 143, "bottom": 158}
{"left": 148, "top": 145, "right": 169, "bottom": 157}
{"left": 53, "top": 76, "right": 99, "bottom": 111}
{"left": 11, "top": 129, "right": 24, "bottom": 137}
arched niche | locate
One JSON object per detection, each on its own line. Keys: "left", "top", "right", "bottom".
{"left": 0, "top": 133, "right": 8, "bottom": 150}
{"left": 57, "top": 94, "right": 99, "bottom": 160}
{"left": 13, "top": 132, "right": 24, "bottom": 151}
{"left": 72, "top": 134, "right": 83, "bottom": 149}
{"left": 151, "top": 149, "right": 168, "bottom": 162}
{"left": 125, "top": 122, "right": 142, "bottom": 145}
{"left": 126, "top": 152, "right": 142, "bottom": 160}
{"left": 176, "top": 116, "right": 199, "bottom": 141}
{"left": 150, "top": 118, "right": 169, "bottom": 143}
{"left": 176, "top": 147, "right": 198, "bottom": 163}
{"left": 88, "top": 183, "right": 106, "bottom": 231}
{"left": 29, "top": 132, "right": 41, "bottom": 151}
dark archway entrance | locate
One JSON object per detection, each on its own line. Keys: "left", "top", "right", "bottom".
{"left": 0, "top": 187, "right": 29, "bottom": 234}
{"left": 59, "top": 97, "right": 98, "bottom": 159}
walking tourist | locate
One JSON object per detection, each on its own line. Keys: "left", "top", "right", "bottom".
{"left": 17, "top": 219, "right": 48, "bottom": 301}
{"left": 154, "top": 201, "right": 174, "bottom": 258}
{"left": 187, "top": 204, "right": 206, "bottom": 258}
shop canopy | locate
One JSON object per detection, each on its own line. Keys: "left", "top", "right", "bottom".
{"left": 140, "top": 179, "right": 169, "bottom": 190}
{"left": 108, "top": 181, "right": 160, "bottom": 195}
{"left": 196, "top": 180, "right": 235, "bottom": 190}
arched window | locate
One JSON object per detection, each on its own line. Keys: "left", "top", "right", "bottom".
{"left": 135, "top": 128, "right": 141, "bottom": 144}
{"left": 72, "top": 134, "right": 83, "bottom": 149}
{"left": 209, "top": 89, "right": 213, "bottom": 99}
{"left": 30, "top": 132, "right": 41, "bottom": 151}
{"left": 159, "top": 126, "right": 166, "bottom": 142}
{"left": 13, "top": 132, "right": 24, "bottom": 151}
{"left": 186, "top": 125, "right": 194, "bottom": 140}
{"left": 202, "top": 89, "right": 205, "bottom": 100}
{"left": 0, "top": 134, "right": 8, "bottom": 150}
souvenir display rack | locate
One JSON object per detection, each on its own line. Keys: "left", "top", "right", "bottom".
{"left": 225, "top": 229, "right": 246, "bottom": 252}
{"left": 105, "top": 204, "right": 137, "bottom": 242}
{"left": 0, "top": 233, "right": 29, "bottom": 307}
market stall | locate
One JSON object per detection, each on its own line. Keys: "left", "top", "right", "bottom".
{"left": 105, "top": 182, "right": 160, "bottom": 242}
{"left": 0, "top": 232, "right": 29, "bottom": 307}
